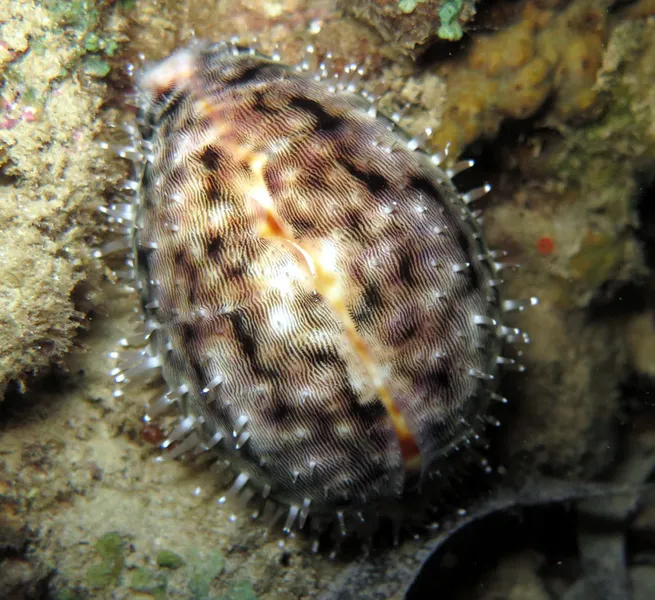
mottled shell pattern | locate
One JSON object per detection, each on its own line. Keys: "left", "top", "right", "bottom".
{"left": 103, "top": 40, "right": 531, "bottom": 539}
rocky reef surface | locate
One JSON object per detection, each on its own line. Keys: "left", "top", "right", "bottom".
{"left": 0, "top": 0, "right": 125, "bottom": 401}
{"left": 1, "top": 0, "right": 655, "bottom": 599}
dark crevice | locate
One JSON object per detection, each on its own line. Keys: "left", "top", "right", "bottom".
{"left": 607, "top": 0, "right": 641, "bottom": 14}
{"left": 416, "top": 35, "right": 471, "bottom": 69}
{"left": 407, "top": 505, "right": 580, "bottom": 599}
{"left": 454, "top": 95, "right": 559, "bottom": 195}
{"left": 0, "top": 170, "right": 20, "bottom": 187}
{"left": 0, "top": 367, "right": 76, "bottom": 424}
{"left": 586, "top": 280, "right": 651, "bottom": 321}
{"left": 634, "top": 170, "right": 655, "bottom": 269}
{"left": 619, "top": 372, "right": 655, "bottom": 418}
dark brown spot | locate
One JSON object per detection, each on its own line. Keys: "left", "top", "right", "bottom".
{"left": 228, "top": 310, "right": 264, "bottom": 375}
{"left": 181, "top": 322, "right": 197, "bottom": 345}
{"left": 268, "top": 388, "right": 295, "bottom": 422}
{"left": 206, "top": 233, "right": 223, "bottom": 258}
{"left": 303, "top": 168, "right": 329, "bottom": 192}
{"left": 387, "top": 312, "right": 418, "bottom": 347}
{"left": 398, "top": 252, "right": 415, "bottom": 287}
{"left": 346, "top": 392, "right": 386, "bottom": 428}
{"left": 252, "top": 89, "right": 275, "bottom": 114}
{"left": 363, "top": 281, "right": 383, "bottom": 311}
{"left": 198, "top": 145, "right": 224, "bottom": 172}
{"left": 225, "top": 63, "right": 271, "bottom": 87}
{"left": 306, "top": 345, "right": 342, "bottom": 367}
{"left": 289, "top": 215, "right": 316, "bottom": 235}
{"left": 341, "top": 160, "right": 389, "bottom": 195}
{"left": 420, "top": 364, "right": 451, "bottom": 395}
{"left": 225, "top": 261, "right": 248, "bottom": 280}
{"left": 409, "top": 175, "right": 444, "bottom": 206}
{"left": 173, "top": 249, "right": 186, "bottom": 266}
{"left": 289, "top": 96, "right": 342, "bottom": 132}
{"left": 344, "top": 210, "right": 365, "bottom": 238}
{"left": 204, "top": 176, "right": 224, "bottom": 205}
{"left": 352, "top": 281, "right": 383, "bottom": 327}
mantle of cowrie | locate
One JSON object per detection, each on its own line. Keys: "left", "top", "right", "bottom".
{"left": 100, "top": 39, "right": 535, "bottom": 541}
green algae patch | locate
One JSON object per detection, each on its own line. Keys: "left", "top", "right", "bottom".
{"left": 84, "top": 55, "right": 111, "bottom": 78}
{"left": 188, "top": 549, "right": 225, "bottom": 600}
{"left": 438, "top": 0, "right": 464, "bottom": 41}
{"left": 129, "top": 567, "right": 167, "bottom": 600}
{"left": 219, "top": 579, "right": 258, "bottom": 600}
{"left": 86, "top": 532, "right": 125, "bottom": 589}
{"left": 398, "top": 0, "right": 425, "bottom": 14}
{"left": 157, "top": 550, "right": 185, "bottom": 569}
{"left": 43, "top": 0, "right": 126, "bottom": 80}
{"left": 397, "top": 0, "right": 465, "bottom": 41}
{"left": 44, "top": 0, "right": 100, "bottom": 31}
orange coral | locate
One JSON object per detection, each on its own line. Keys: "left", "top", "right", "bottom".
{"left": 431, "top": 0, "right": 608, "bottom": 154}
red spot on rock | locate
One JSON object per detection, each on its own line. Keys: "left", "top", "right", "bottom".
{"left": 536, "top": 236, "right": 555, "bottom": 256}
{"left": 142, "top": 423, "right": 166, "bottom": 445}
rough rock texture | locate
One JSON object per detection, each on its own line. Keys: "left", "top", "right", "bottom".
{"left": 481, "top": 10, "right": 655, "bottom": 477}
{"left": 339, "top": 0, "right": 480, "bottom": 56}
{"left": 428, "top": 0, "right": 616, "bottom": 156}
{"left": 0, "top": 0, "right": 126, "bottom": 401}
